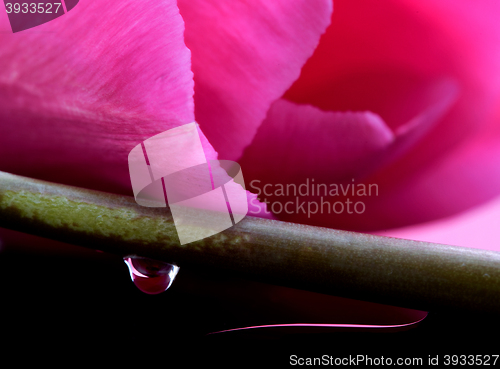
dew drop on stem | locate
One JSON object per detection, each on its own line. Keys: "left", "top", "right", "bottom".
{"left": 123, "top": 256, "right": 179, "bottom": 295}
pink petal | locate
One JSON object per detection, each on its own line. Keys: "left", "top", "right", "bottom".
{"left": 240, "top": 89, "right": 456, "bottom": 226}
{"left": 284, "top": 0, "right": 465, "bottom": 129}
{"left": 359, "top": 79, "right": 459, "bottom": 176}
{"left": 0, "top": 0, "right": 200, "bottom": 194}
{"left": 284, "top": 0, "right": 495, "bottom": 166}
{"left": 352, "top": 135, "right": 500, "bottom": 231}
{"left": 280, "top": 0, "right": 500, "bottom": 229}
{"left": 399, "top": 0, "right": 500, "bottom": 105}
{"left": 177, "top": 0, "right": 333, "bottom": 161}
{"left": 240, "top": 99, "right": 394, "bottom": 193}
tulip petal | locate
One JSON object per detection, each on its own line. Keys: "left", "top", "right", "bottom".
{"left": 241, "top": 79, "right": 457, "bottom": 227}
{"left": 352, "top": 136, "right": 500, "bottom": 231}
{"left": 245, "top": 96, "right": 500, "bottom": 231}
{"left": 0, "top": 0, "right": 199, "bottom": 194}
{"left": 240, "top": 99, "right": 394, "bottom": 191}
{"left": 177, "top": 0, "right": 333, "bottom": 161}
{"left": 280, "top": 0, "right": 500, "bottom": 230}
{"left": 365, "top": 79, "right": 459, "bottom": 172}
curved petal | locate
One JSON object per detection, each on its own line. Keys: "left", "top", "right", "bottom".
{"left": 240, "top": 99, "right": 395, "bottom": 191}
{"left": 240, "top": 88, "right": 457, "bottom": 228}
{"left": 285, "top": 0, "right": 500, "bottom": 133}
{"left": 177, "top": 0, "right": 333, "bottom": 160}
{"left": 281, "top": 0, "right": 500, "bottom": 229}
{"left": 0, "top": 0, "right": 198, "bottom": 195}
{"left": 351, "top": 135, "right": 500, "bottom": 231}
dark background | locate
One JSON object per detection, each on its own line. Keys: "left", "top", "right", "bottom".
{"left": 1, "top": 230, "right": 498, "bottom": 366}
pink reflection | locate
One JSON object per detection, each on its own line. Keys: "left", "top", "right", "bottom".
{"left": 209, "top": 314, "right": 427, "bottom": 335}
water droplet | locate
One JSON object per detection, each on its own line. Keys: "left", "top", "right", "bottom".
{"left": 123, "top": 256, "right": 179, "bottom": 295}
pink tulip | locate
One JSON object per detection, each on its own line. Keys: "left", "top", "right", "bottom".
{"left": 0, "top": 0, "right": 498, "bottom": 343}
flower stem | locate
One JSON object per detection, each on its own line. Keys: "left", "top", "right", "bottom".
{"left": 0, "top": 170, "right": 499, "bottom": 314}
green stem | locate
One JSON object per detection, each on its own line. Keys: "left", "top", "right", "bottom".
{"left": 0, "top": 170, "right": 499, "bottom": 314}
